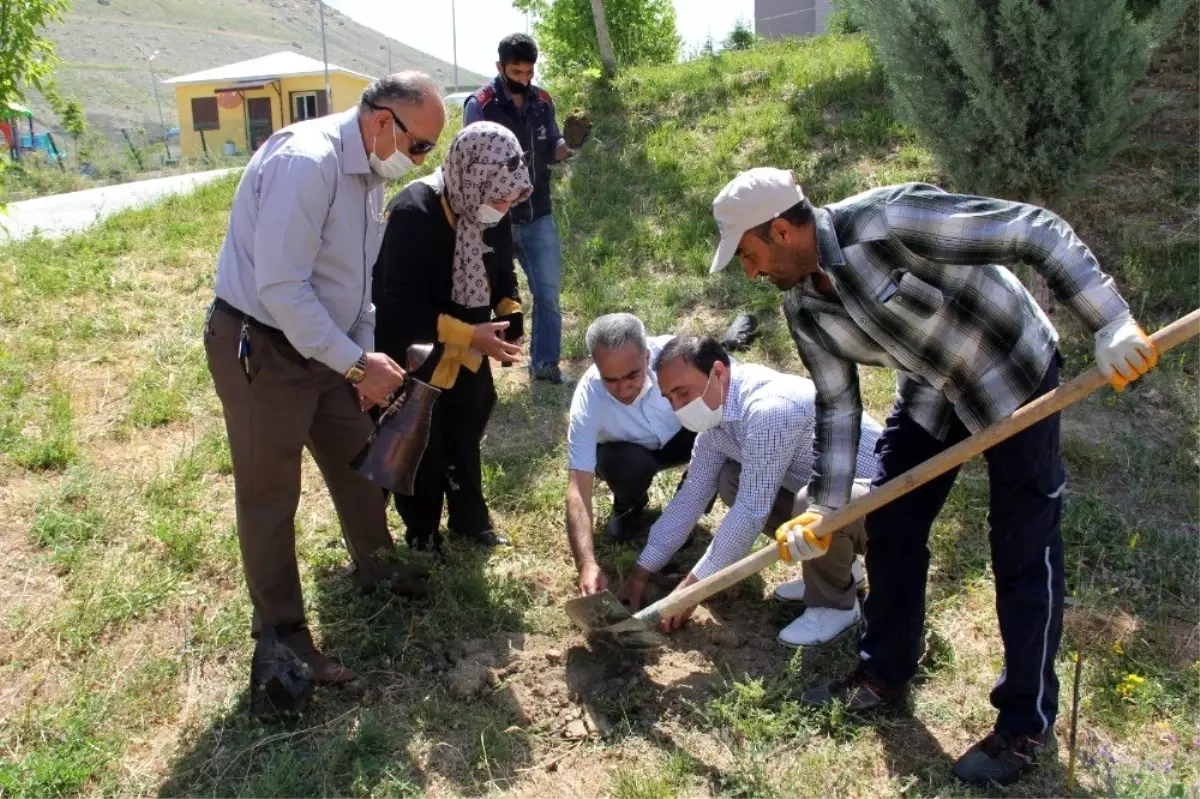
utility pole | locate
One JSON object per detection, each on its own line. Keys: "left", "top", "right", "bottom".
{"left": 136, "top": 45, "right": 171, "bottom": 160}
{"left": 318, "top": 0, "right": 332, "bottom": 111}
{"left": 387, "top": 37, "right": 393, "bottom": 73}
{"left": 451, "top": 0, "right": 459, "bottom": 91}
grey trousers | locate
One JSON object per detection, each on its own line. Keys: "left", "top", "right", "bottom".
{"left": 205, "top": 302, "right": 397, "bottom": 635}
{"left": 717, "top": 461, "right": 868, "bottom": 610}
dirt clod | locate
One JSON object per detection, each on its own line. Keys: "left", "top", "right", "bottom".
{"left": 447, "top": 660, "right": 490, "bottom": 699}
{"left": 564, "top": 719, "right": 589, "bottom": 740}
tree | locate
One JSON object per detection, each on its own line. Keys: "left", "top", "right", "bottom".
{"left": 0, "top": 0, "right": 86, "bottom": 159}
{"left": 589, "top": 0, "right": 618, "bottom": 76}
{"left": 513, "top": 0, "right": 680, "bottom": 80}
{"left": 838, "top": 0, "right": 1189, "bottom": 309}
{"left": 44, "top": 83, "right": 86, "bottom": 139}
{"left": 1, "top": 0, "right": 70, "bottom": 110}
{"left": 724, "top": 17, "right": 756, "bottom": 50}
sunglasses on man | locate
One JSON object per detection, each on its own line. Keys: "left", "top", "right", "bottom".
{"left": 365, "top": 100, "right": 437, "bottom": 156}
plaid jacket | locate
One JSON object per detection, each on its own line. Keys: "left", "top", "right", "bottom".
{"left": 783, "top": 183, "right": 1129, "bottom": 510}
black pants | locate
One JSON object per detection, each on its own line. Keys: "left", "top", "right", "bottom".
{"left": 861, "top": 356, "right": 1065, "bottom": 735}
{"left": 594, "top": 428, "right": 697, "bottom": 514}
{"left": 394, "top": 361, "right": 496, "bottom": 540}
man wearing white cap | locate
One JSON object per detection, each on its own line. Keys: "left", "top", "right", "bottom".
{"left": 708, "top": 169, "right": 1159, "bottom": 786}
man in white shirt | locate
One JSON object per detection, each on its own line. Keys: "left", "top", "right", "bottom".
{"left": 565, "top": 314, "right": 698, "bottom": 596}
{"left": 618, "top": 336, "right": 883, "bottom": 647}
{"left": 205, "top": 73, "right": 445, "bottom": 690}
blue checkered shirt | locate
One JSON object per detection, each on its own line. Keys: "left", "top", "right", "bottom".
{"left": 637, "top": 362, "right": 881, "bottom": 580}
{"left": 783, "top": 183, "right": 1130, "bottom": 510}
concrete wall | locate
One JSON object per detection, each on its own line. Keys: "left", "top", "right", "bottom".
{"left": 755, "top": 0, "right": 837, "bottom": 38}
{"left": 172, "top": 72, "right": 368, "bottom": 158}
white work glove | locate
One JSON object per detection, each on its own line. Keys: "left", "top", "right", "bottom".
{"left": 1094, "top": 313, "right": 1158, "bottom": 392}
{"left": 774, "top": 509, "right": 832, "bottom": 562}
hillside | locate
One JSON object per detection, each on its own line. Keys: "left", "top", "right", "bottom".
{"left": 0, "top": 15, "right": 1197, "bottom": 799}
{"left": 27, "top": 0, "right": 489, "bottom": 140}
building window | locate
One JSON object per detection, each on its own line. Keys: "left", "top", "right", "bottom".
{"left": 292, "top": 92, "right": 319, "bottom": 122}
{"left": 191, "top": 97, "right": 219, "bottom": 131}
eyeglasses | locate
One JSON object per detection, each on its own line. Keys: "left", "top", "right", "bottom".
{"left": 501, "top": 152, "right": 526, "bottom": 172}
{"left": 365, "top": 100, "right": 437, "bottom": 155}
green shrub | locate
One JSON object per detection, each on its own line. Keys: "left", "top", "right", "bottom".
{"left": 840, "top": 0, "right": 1191, "bottom": 202}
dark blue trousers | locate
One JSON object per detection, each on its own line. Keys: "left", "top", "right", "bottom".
{"left": 861, "top": 357, "right": 1066, "bottom": 735}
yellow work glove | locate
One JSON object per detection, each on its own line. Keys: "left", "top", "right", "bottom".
{"left": 1094, "top": 313, "right": 1158, "bottom": 392}
{"left": 774, "top": 510, "right": 832, "bottom": 563}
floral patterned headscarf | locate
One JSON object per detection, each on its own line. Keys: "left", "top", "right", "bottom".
{"left": 442, "top": 122, "right": 532, "bottom": 309}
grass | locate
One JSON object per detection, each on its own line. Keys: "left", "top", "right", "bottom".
{"left": 0, "top": 18, "right": 1197, "bottom": 799}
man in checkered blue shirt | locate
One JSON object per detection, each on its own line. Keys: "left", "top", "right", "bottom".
{"left": 617, "top": 335, "right": 883, "bottom": 648}
{"left": 708, "top": 168, "right": 1159, "bottom": 786}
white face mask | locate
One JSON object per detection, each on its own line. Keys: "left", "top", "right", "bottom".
{"left": 674, "top": 370, "right": 723, "bottom": 432}
{"left": 369, "top": 125, "right": 415, "bottom": 180}
{"left": 477, "top": 203, "right": 507, "bottom": 227}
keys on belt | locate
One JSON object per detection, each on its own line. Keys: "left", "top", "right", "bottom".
{"left": 238, "top": 318, "right": 252, "bottom": 380}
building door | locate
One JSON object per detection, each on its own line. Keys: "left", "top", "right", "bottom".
{"left": 247, "top": 97, "right": 273, "bottom": 151}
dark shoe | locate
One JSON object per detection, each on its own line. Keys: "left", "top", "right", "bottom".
{"left": 800, "top": 665, "right": 907, "bottom": 712}
{"left": 277, "top": 627, "right": 359, "bottom": 686}
{"left": 453, "top": 527, "right": 511, "bottom": 548}
{"left": 953, "top": 729, "right": 1057, "bottom": 786}
{"left": 249, "top": 627, "right": 315, "bottom": 719}
{"left": 606, "top": 505, "right": 645, "bottom": 542}
{"left": 405, "top": 528, "right": 445, "bottom": 557}
{"left": 533, "top": 363, "right": 565, "bottom": 385}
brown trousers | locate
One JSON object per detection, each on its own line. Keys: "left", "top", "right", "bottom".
{"left": 717, "top": 461, "right": 868, "bottom": 611}
{"left": 204, "top": 303, "right": 396, "bottom": 635}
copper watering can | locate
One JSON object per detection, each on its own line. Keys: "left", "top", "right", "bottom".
{"left": 350, "top": 344, "right": 441, "bottom": 495}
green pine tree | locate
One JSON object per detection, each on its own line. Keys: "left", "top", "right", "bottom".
{"left": 838, "top": 0, "right": 1191, "bottom": 204}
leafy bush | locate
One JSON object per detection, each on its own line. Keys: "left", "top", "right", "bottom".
{"left": 839, "top": 0, "right": 1191, "bottom": 202}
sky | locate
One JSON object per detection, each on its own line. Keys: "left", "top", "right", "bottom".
{"left": 322, "top": 0, "right": 755, "bottom": 80}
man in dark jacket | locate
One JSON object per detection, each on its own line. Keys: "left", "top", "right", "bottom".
{"left": 464, "top": 33, "right": 581, "bottom": 385}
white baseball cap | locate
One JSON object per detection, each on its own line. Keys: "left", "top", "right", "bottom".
{"left": 709, "top": 167, "right": 806, "bottom": 274}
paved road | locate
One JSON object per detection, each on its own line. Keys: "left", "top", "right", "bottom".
{"left": 1, "top": 168, "right": 239, "bottom": 241}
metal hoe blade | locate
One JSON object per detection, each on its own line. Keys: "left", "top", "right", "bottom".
{"left": 564, "top": 590, "right": 666, "bottom": 650}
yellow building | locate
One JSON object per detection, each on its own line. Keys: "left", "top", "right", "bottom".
{"left": 163, "top": 52, "right": 373, "bottom": 158}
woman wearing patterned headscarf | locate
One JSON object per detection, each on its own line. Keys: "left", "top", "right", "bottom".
{"left": 373, "top": 121, "right": 533, "bottom": 552}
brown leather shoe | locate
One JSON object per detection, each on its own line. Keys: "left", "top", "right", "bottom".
{"left": 278, "top": 628, "right": 359, "bottom": 685}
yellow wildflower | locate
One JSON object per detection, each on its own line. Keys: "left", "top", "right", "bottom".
{"left": 1116, "top": 673, "right": 1146, "bottom": 699}
{"left": 1112, "top": 639, "right": 1125, "bottom": 656}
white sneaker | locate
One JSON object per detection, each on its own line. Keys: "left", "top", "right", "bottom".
{"left": 777, "top": 601, "right": 861, "bottom": 648}
{"left": 772, "top": 558, "right": 866, "bottom": 603}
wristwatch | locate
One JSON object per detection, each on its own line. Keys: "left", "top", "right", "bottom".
{"left": 344, "top": 352, "right": 367, "bottom": 384}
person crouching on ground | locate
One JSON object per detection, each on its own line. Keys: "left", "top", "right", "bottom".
{"left": 372, "top": 122, "right": 530, "bottom": 552}
{"left": 618, "top": 336, "right": 883, "bottom": 648}
{"left": 565, "top": 313, "right": 697, "bottom": 596}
